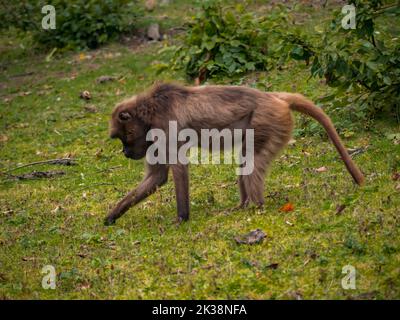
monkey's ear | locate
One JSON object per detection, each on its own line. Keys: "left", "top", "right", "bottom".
{"left": 118, "top": 112, "right": 132, "bottom": 122}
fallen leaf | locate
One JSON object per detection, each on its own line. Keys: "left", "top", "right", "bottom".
{"left": 94, "top": 148, "right": 103, "bottom": 158}
{"left": 336, "top": 204, "right": 346, "bottom": 215}
{"left": 280, "top": 202, "right": 294, "bottom": 212}
{"left": 0, "top": 135, "right": 8, "bottom": 143}
{"left": 265, "top": 263, "right": 279, "bottom": 269}
{"left": 51, "top": 206, "right": 62, "bottom": 214}
{"left": 234, "top": 229, "right": 266, "bottom": 245}
{"left": 96, "top": 75, "right": 116, "bottom": 84}
{"left": 18, "top": 91, "right": 31, "bottom": 97}
{"left": 22, "top": 257, "right": 35, "bottom": 261}
{"left": 392, "top": 172, "right": 400, "bottom": 181}
{"left": 80, "top": 90, "right": 91, "bottom": 100}
{"left": 84, "top": 104, "right": 98, "bottom": 113}
{"left": 78, "top": 282, "right": 91, "bottom": 290}
{"left": 303, "top": 258, "right": 311, "bottom": 266}
{"left": 2, "top": 208, "right": 13, "bottom": 216}
{"left": 315, "top": 166, "right": 327, "bottom": 173}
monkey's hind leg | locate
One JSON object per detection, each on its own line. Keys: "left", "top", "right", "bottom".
{"left": 239, "top": 134, "right": 291, "bottom": 207}
{"left": 239, "top": 151, "right": 269, "bottom": 207}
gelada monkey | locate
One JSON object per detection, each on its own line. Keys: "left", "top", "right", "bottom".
{"left": 104, "top": 83, "right": 364, "bottom": 225}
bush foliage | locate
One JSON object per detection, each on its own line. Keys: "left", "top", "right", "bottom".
{"left": 173, "top": 0, "right": 400, "bottom": 120}
{"left": 173, "top": 1, "right": 272, "bottom": 80}
{"left": 0, "top": 0, "right": 138, "bottom": 49}
{"left": 278, "top": 0, "right": 400, "bottom": 120}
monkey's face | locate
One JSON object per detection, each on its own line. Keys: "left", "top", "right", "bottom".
{"left": 110, "top": 101, "right": 152, "bottom": 160}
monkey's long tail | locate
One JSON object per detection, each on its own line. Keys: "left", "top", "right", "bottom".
{"left": 274, "top": 92, "right": 364, "bottom": 185}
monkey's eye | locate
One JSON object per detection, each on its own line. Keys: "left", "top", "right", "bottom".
{"left": 119, "top": 112, "right": 132, "bottom": 122}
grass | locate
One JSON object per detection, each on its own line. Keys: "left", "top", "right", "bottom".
{"left": 0, "top": 1, "right": 400, "bottom": 300}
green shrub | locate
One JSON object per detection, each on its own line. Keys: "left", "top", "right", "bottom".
{"left": 172, "top": 1, "right": 272, "bottom": 81}
{"left": 0, "top": 0, "right": 138, "bottom": 49}
{"left": 275, "top": 0, "right": 400, "bottom": 120}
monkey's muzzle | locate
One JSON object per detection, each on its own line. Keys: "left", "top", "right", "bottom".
{"left": 122, "top": 147, "right": 145, "bottom": 160}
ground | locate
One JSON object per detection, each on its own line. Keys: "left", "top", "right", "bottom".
{"left": 0, "top": 1, "right": 399, "bottom": 299}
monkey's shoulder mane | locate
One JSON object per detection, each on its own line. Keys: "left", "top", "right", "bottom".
{"left": 133, "top": 83, "right": 189, "bottom": 123}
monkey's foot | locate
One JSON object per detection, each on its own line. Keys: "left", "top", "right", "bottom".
{"left": 176, "top": 216, "right": 188, "bottom": 225}
{"left": 104, "top": 216, "right": 116, "bottom": 226}
{"left": 240, "top": 199, "right": 250, "bottom": 208}
{"left": 223, "top": 201, "right": 249, "bottom": 215}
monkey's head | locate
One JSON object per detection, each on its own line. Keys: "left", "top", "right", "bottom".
{"left": 109, "top": 96, "right": 153, "bottom": 160}
{"left": 109, "top": 83, "right": 185, "bottom": 159}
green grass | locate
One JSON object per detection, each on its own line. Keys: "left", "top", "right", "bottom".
{"left": 1, "top": 1, "right": 400, "bottom": 300}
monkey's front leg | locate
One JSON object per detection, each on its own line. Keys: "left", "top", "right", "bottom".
{"left": 104, "top": 164, "right": 168, "bottom": 225}
{"left": 171, "top": 164, "right": 189, "bottom": 223}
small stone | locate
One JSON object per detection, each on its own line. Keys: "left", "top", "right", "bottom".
{"left": 147, "top": 23, "right": 161, "bottom": 41}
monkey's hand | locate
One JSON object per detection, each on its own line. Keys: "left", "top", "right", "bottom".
{"left": 103, "top": 189, "right": 138, "bottom": 226}
{"left": 104, "top": 216, "right": 116, "bottom": 226}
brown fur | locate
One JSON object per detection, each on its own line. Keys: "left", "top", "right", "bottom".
{"left": 104, "top": 83, "right": 364, "bottom": 225}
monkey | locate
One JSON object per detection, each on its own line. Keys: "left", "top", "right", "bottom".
{"left": 104, "top": 82, "right": 364, "bottom": 225}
